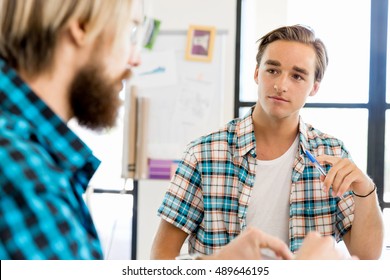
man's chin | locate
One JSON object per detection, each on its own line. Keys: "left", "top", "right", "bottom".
{"left": 76, "top": 115, "right": 118, "bottom": 131}
{"left": 69, "top": 62, "right": 125, "bottom": 132}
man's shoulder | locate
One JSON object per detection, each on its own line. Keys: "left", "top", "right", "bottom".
{"left": 0, "top": 114, "right": 37, "bottom": 147}
{"left": 303, "top": 122, "right": 348, "bottom": 156}
{"left": 0, "top": 112, "right": 32, "bottom": 137}
{"left": 305, "top": 123, "right": 344, "bottom": 145}
{"left": 0, "top": 116, "right": 55, "bottom": 177}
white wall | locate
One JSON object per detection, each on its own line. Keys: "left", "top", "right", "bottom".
{"left": 147, "top": 0, "right": 237, "bottom": 123}
{"left": 131, "top": 0, "right": 238, "bottom": 259}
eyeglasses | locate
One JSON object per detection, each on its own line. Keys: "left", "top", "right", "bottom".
{"left": 130, "top": 17, "right": 157, "bottom": 50}
{"left": 130, "top": 25, "right": 142, "bottom": 46}
{"left": 130, "top": 17, "right": 150, "bottom": 50}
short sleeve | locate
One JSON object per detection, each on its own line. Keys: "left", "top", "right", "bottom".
{"left": 157, "top": 146, "right": 204, "bottom": 234}
{"left": 334, "top": 192, "right": 355, "bottom": 241}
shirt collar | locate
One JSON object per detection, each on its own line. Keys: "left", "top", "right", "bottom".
{"left": 298, "top": 116, "right": 311, "bottom": 153}
{"left": 234, "top": 107, "right": 316, "bottom": 159}
{"left": 234, "top": 106, "right": 257, "bottom": 158}
{"left": 0, "top": 58, "right": 100, "bottom": 177}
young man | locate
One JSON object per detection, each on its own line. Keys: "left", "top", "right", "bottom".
{"left": 152, "top": 25, "right": 384, "bottom": 260}
{"left": 0, "top": 1, "right": 366, "bottom": 260}
{"left": 0, "top": 0, "right": 143, "bottom": 259}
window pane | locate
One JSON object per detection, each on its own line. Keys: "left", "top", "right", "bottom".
{"left": 239, "top": 0, "right": 258, "bottom": 103}
{"left": 239, "top": 107, "right": 252, "bottom": 118}
{"left": 287, "top": 0, "right": 370, "bottom": 104}
{"left": 385, "top": 110, "right": 390, "bottom": 202}
{"left": 86, "top": 192, "right": 133, "bottom": 259}
{"left": 383, "top": 209, "right": 390, "bottom": 259}
{"left": 240, "top": 0, "right": 371, "bottom": 104}
{"left": 300, "top": 108, "right": 368, "bottom": 172}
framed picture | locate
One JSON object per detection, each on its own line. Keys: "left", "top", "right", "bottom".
{"left": 185, "top": 25, "right": 216, "bottom": 62}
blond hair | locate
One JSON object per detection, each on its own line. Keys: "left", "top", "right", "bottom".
{"left": 0, "top": 0, "right": 134, "bottom": 75}
{"left": 256, "top": 25, "right": 328, "bottom": 82}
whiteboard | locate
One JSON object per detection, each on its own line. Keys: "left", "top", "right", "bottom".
{"left": 130, "top": 30, "right": 227, "bottom": 160}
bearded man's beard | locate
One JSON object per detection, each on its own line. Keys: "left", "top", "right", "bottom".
{"left": 69, "top": 62, "right": 129, "bottom": 131}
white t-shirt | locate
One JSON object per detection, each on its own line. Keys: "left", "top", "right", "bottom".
{"left": 246, "top": 136, "right": 299, "bottom": 245}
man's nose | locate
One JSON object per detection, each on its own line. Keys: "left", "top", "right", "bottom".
{"left": 274, "top": 75, "right": 289, "bottom": 93}
{"left": 128, "top": 48, "right": 142, "bottom": 67}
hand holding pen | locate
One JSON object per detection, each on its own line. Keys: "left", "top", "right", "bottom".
{"left": 305, "top": 150, "right": 375, "bottom": 198}
{"left": 305, "top": 150, "right": 327, "bottom": 177}
{"left": 305, "top": 150, "right": 331, "bottom": 195}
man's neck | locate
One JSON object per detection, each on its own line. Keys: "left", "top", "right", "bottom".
{"left": 19, "top": 69, "right": 72, "bottom": 122}
{"left": 252, "top": 106, "right": 299, "bottom": 160}
{"left": 16, "top": 29, "right": 91, "bottom": 123}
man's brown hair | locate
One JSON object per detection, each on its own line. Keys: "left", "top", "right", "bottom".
{"left": 256, "top": 25, "right": 328, "bottom": 82}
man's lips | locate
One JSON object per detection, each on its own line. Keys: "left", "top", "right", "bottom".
{"left": 268, "top": 96, "right": 289, "bottom": 102}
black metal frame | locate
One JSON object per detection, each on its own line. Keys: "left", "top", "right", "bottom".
{"left": 234, "top": 0, "right": 242, "bottom": 119}
{"left": 367, "top": 0, "right": 389, "bottom": 210}
{"left": 235, "top": 0, "right": 390, "bottom": 210}
{"left": 131, "top": 180, "right": 138, "bottom": 259}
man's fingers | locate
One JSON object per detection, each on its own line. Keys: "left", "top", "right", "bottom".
{"left": 316, "top": 154, "right": 338, "bottom": 165}
{"left": 317, "top": 156, "right": 355, "bottom": 197}
{"left": 258, "top": 231, "right": 293, "bottom": 260}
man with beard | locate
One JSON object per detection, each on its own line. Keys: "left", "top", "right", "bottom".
{"left": 0, "top": 0, "right": 142, "bottom": 259}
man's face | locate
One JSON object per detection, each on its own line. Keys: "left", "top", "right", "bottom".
{"left": 254, "top": 40, "right": 320, "bottom": 121}
{"left": 70, "top": 0, "right": 143, "bottom": 131}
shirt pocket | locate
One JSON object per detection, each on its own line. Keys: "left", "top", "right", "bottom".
{"left": 302, "top": 205, "right": 337, "bottom": 235}
{"left": 291, "top": 204, "right": 337, "bottom": 237}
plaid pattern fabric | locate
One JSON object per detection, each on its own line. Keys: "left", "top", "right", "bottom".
{"left": 0, "top": 59, "right": 103, "bottom": 259}
{"left": 158, "top": 107, "right": 355, "bottom": 255}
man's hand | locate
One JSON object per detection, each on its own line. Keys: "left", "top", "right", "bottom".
{"left": 295, "top": 231, "right": 357, "bottom": 260}
{"left": 205, "top": 227, "right": 293, "bottom": 260}
{"left": 316, "top": 155, "right": 374, "bottom": 197}
{"left": 203, "top": 228, "right": 358, "bottom": 260}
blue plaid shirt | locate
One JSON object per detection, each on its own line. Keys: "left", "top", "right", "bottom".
{"left": 158, "top": 107, "right": 355, "bottom": 255}
{"left": 0, "top": 59, "right": 103, "bottom": 259}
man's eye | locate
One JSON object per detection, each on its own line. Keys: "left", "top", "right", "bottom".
{"left": 293, "top": 74, "right": 303, "bottom": 80}
{"left": 267, "top": 69, "right": 277, "bottom": 74}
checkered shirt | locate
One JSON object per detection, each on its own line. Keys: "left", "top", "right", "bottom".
{"left": 0, "top": 59, "right": 103, "bottom": 259}
{"left": 158, "top": 107, "right": 355, "bottom": 255}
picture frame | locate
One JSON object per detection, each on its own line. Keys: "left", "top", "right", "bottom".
{"left": 185, "top": 25, "right": 216, "bottom": 62}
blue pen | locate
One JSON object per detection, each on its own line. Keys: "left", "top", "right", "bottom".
{"left": 304, "top": 149, "right": 327, "bottom": 176}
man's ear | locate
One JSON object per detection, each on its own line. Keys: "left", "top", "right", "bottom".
{"left": 254, "top": 66, "right": 259, "bottom": 84}
{"left": 309, "top": 81, "right": 320, "bottom": 96}
{"left": 68, "top": 20, "right": 87, "bottom": 47}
